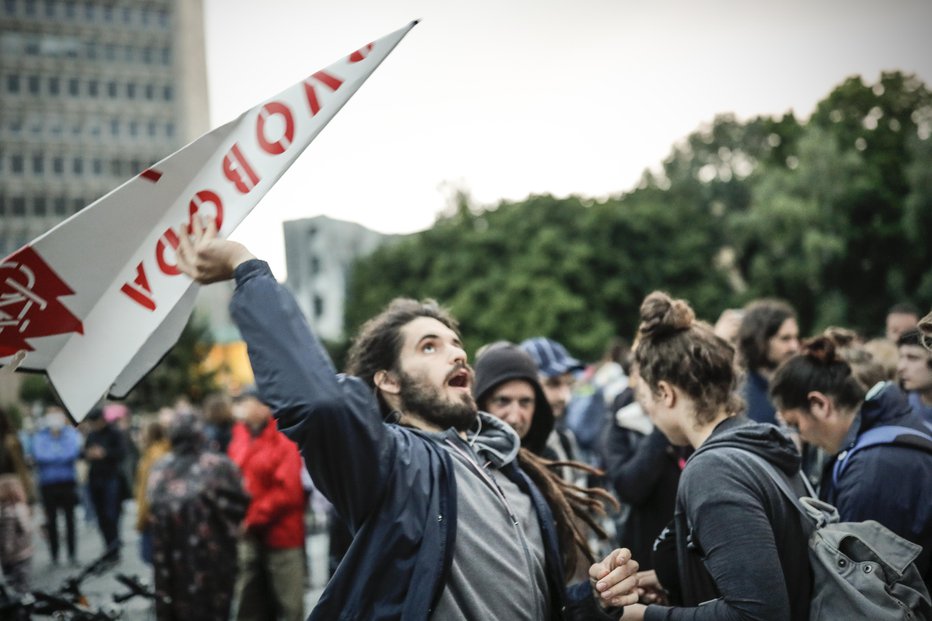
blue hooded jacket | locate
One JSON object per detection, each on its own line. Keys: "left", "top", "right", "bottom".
{"left": 820, "top": 382, "right": 932, "bottom": 584}
{"left": 229, "top": 260, "right": 616, "bottom": 621}
{"left": 31, "top": 425, "right": 81, "bottom": 486}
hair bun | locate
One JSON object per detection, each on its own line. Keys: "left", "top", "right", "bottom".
{"left": 638, "top": 291, "right": 695, "bottom": 339}
{"left": 802, "top": 336, "right": 837, "bottom": 365}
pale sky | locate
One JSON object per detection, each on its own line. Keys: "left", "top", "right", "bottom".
{"left": 203, "top": 0, "right": 932, "bottom": 278}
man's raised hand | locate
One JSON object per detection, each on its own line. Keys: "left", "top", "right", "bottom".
{"left": 175, "top": 216, "right": 256, "bottom": 284}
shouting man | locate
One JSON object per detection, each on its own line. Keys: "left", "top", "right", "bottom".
{"left": 175, "top": 217, "right": 638, "bottom": 620}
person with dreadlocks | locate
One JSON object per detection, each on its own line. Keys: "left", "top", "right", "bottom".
{"left": 174, "top": 216, "right": 638, "bottom": 620}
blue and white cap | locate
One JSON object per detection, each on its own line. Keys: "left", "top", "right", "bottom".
{"left": 519, "top": 337, "right": 584, "bottom": 379}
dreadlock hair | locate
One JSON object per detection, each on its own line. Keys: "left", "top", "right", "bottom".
{"left": 769, "top": 336, "right": 866, "bottom": 414}
{"left": 635, "top": 291, "right": 744, "bottom": 426}
{"left": 516, "top": 449, "right": 618, "bottom": 576}
{"left": 345, "top": 297, "right": 617, "bottom": 575}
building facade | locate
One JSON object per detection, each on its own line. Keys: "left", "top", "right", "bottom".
{"left": 0, "top": 0, "right": 209, "bottom": 257}
{"left": 284, "top": 215, "right": 401, "bottom": 342}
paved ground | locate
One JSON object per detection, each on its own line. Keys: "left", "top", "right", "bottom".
{"left": 26, "top": 501, "right": 329, "bottom": 619}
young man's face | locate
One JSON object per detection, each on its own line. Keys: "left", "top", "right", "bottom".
{"left": 395, "top": 317, "right": 476, "bottom": 430}
{"left": 541, "top": 372, "right": 574, "bottom": 418}
{"left": 766, "top": 318, "right": 800, "bottom": 369}
{"left": 897, "top": 344, "right": 932, "bottom": 394}
{"left": 484, "top": 379, "right": 536, "bottom": 439}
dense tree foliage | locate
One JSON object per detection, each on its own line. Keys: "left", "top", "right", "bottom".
{"left": 346, "top": 72, "right": 932, "bottom": 362}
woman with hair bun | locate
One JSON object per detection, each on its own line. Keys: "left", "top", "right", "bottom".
{"left": 623, "top": 292, "right": 811, "bottom": 621}
{"left": 770, "top": 336, "right": 932, "bottom": 590}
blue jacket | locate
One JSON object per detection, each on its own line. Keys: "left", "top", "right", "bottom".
{"left": 230, "top": 260, "right": 614, "bottom": 621}
{"left": 820, "top": 382, "right": 932, "bottom": 583}
{"left": 31, "top": 426, "right": 81, "bottom": 486}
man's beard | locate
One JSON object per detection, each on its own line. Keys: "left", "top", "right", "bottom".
{"left": 398, "top": 369, "right": 478, "bottom": 432}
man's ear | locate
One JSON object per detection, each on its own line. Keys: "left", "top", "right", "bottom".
{"left": 375, "top": 370, "right": 401, "bottom": 396}
{"left": 807, "top": 391, "right": 832, "bottom": 420}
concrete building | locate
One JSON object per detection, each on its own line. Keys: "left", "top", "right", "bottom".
{"left": 284, "top": 215, "right": 402, "bottom": 342}
{"left": 0, "top": 0, "right": 209, "bottom": 257}
{"left": 0, "top": 0, "right": 210, "bottom": 405}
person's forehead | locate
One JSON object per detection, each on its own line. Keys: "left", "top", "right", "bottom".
{"left": 888, "top": 312, "right": 918, "bottom": 323}
{"left": 492, "top": 379, "right": 535, "bottom": 396}
{"left": 541, "top": 372, "right": 573, "bottom": 385}
{"left": 900, "top": 344, "right": 931, "bottom": 359}
{"left": 400, "top": 316, "right": 459, "bottom": 345}
{"left": 775, "top": 318, "right": 798, "bottom": 335}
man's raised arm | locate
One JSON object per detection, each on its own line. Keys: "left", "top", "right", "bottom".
{"left": 176, "top": 217, "right": 394, "bottom": 526}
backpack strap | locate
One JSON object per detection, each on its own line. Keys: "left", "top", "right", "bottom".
{"left": 832, "top": 425, "right": 932, "bottom": 487}
{"left": 703, "top": 445, "right": 823, "bottom": 533}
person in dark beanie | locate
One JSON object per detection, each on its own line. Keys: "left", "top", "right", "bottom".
{"left": 473, "top": 343, "right": 554, "bottom": 455}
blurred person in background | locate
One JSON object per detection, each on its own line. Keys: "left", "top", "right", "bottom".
{"left": 83, "top": 407, "right": 127, "bottom": 556}
{"left": 134, "top": 412, "right": 172, "bottom": 565}
{"left": 148, "top": 411, "right": 249, "bottom": 621}
{"left": 886, "top": 302, "right": 920, "bottom": 343}
{"left": 202, "top": 393, "right": 236, "bottom": 453}
{"left": 896, "top": 329, "right": 932, "bottom": 424}
{"left": 30, "top": 407, "right": 81, "bottom": 566}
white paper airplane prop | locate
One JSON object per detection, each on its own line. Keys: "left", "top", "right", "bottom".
{"left": 0, "top": 21, "right": 418, "bottom": 421}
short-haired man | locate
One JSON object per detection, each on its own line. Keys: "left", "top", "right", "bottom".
{"left": 897, "top": 329, "right": 932, "bottom": 425}
{"left": 520, "top": 337, "right": 587, "bottom": 471}
{"left": 175, "top": 218, "right": 637, "bottom": 619}
{"left": 736, "top": 299, "right": 800, "bottom": 425}
{"left": 227, "top": 387, "right": 307, "bottom": 621}
{"left": 887, "top": 302, "right": 920, "bottom": 343}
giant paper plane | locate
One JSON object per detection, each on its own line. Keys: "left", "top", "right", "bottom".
{"left": 0, "top": 21, "right": 418, "bottom": 421}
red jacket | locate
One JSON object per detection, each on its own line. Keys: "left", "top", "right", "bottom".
{"left": 228, "top": 419, "right": 305, "bottom": 549}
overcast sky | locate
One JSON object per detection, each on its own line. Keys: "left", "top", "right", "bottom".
{"left": 203, "top": 0, "right": 932, "bottom": 277}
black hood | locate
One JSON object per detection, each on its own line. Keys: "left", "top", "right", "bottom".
{"left": 692, "top": 415, "right": 801, "bottom": 477}
{"left": 473, "top": 344, "right": 554, "bottom": 455}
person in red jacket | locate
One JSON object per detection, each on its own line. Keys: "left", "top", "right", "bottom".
{"left": 228, "top": 387, "right": 307, "bottom": 621}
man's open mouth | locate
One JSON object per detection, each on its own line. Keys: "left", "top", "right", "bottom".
{"left": 447, "top": 368, "right": 470, "bottom": 389}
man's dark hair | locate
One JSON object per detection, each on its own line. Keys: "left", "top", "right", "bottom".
{"left": 897, "top": 328, "right": 932, "bottom": 369}
{"left": 888, "top": 302, "right": 920, "bottom": 317}
{"left": 770, "top": 336, "right": 866, "bottom": 413}
{"left": 737, "top": 299, "right": 797, "bottom": 371}
{"left": 346, "top": 298, "right": 459, "bottom": 417}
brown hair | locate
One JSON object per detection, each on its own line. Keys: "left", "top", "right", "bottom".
{"left": 634, "top": 292, "right": 742, "bottom": 425}
{"left": 346, "top": 298, "right": 459, "bottom": 417}
{"left": 736, "top": 299, "right": 796, "bottom": 371}
{"left": 920, "top": 311, "right": 932, "bottom": 352}
{"left": 769, "top": 336, "right": 866, "bottom": 413}
{"left": 202, "top": 393, "right": 234, "bottom": 426}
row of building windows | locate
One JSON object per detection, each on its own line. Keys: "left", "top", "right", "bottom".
{"left": 4, "top": 73, "right": 173, "bottom": 102}
{"left": 4, "top": 117, "right": 175, "bottom": 141}
{"left": 0, "top": 193, "right": 97, "bottom": 217}
{"left": 2, "top": 0, "right": 171, "bottom": 30}
{"left": 1, "top": 33, "right": 172, "bottom": 66}
{"left": 2, "top": 153, "right": 158, "bottom": 178}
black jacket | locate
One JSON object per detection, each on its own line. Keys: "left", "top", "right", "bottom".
{"left": 646, "top": 416, "right": 811, "bottom": 621}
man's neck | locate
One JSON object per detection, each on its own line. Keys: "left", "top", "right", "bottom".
{"left": 755, "top": 367, "right": 774, "bottom": 383}
{"left": 919, "top": 387, "right": 932, "bottom": 407}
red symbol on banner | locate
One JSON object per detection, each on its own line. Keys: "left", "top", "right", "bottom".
{"left": 0, "top": 247, "right": 84, "bottom": 357}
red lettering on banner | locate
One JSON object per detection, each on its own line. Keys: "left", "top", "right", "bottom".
{"left": 188, "top": 190, "right": 224, "bottom": 231}
{"left": 222, "top": 143, "right": 260, "bottom": 194}
{"left": 257, "top": 102, "right": 295, "bottom": 155}
{"left": 349, "top": 43, "right": 374, "bottom": 63}
{"left": 303, "top": 71, "right": 344, "bottom": 116}
{"left": 155, "top": 229, "right": 181, "bottom": 276}
{"left": 120, "top": 262, "right": 156, "bottom": 311}
{"left": 0, "top": 246, "right": 84, "bottom": 355}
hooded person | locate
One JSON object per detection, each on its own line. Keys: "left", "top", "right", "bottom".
{"left": 147, "top": 411, "right": 250, "bottom": 621}
{"left": 473, "top": 343, "right": 555, "bottom": 456}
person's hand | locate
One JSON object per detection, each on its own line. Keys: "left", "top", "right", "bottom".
{"left": 175, "top": 216, "right": 256, "bottom": 284}
{"left": 589, "top": 547, "right": 639, "bottom": 609}
{"left": 636, "top": 569, "right": 667, "bottom": 604}
{"left": 85, "top": 445, "right": 105, "bottom": 460}
{"left": 621, "top": 603, "right": 647, "bottom": 619}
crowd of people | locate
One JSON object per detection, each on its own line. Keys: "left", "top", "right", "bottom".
{"left": 0, "top": 215, "right": 930, "bottom": 620}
